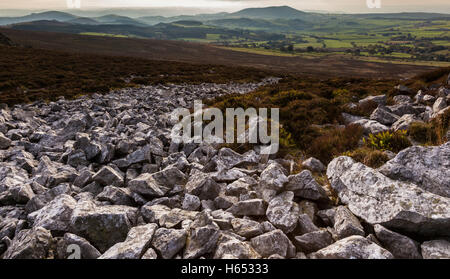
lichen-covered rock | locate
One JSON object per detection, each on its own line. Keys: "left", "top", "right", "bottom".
{"left": 294, "top": 230, "right": 334, "bottom": 254}
{"left": 151, "top": 228, "right": 187, "bottom": 259}
{"left": 310, "top": 235, "right": 394, "bottom": 259}
{"left": 250, "top": 229, "right": 295, "bottom": 258}
{"left": 230, "top": 218, "right": 263, "bottom": 239}
{"left": 227, "top": 199, "right": 266, "bottom": 216}
{"left": 56, "top": 233, "right": 101, "bottom": 259}
{"left": 285, "top": 170, "right": 328, "bottom": 202}
{"left": 70, "top": 201, "right": 138, "bottom": 252}
{"left": 92, "top": 166, "right": 124, "bottom": 187}
{"left": 184, "top": 170, "right": 220, "bottom": 200}
{"left": 2, "top": 226, "right": 54, "bottom": 259}
{"left": 391, "top": 114, "right": 421, "bottom": 131}
{"left": 266, "top": 191, "right": 299, "bottom": 233}
{"left": 259, "top": 162, "right": 288, "bottom": 191}
{"left": 327, "top": 156, "right": 450, "bottom": 237}
{"left": 183, "top": 225, "right": 220, "bottom": 259}
{"left": 370, "top": 107, "right": 399, "bottom": 125}
{"left": 96, "top": 186, "right": 134, "bottom": 206}
{"left": 421, "top": 240, "right": 450, "bottom": 259}
{"left": 100, "top": 224, "right": 158, "bottom": 259}
{"left": 333, "top": 206, "right": 365, "bottom": 239}
{"left": 374, "top": 224, "right": 421, "bottom": 259}
{"left": 301, "top": 157, "right": 325, "bottom": 173}
{"left": 214, "top": 238, "right": 261, "bottom": 259}
{"left": 359, "top": 95, "right": 386, "bottom": 106}
{"left": 379, "top": 142, "right": 450, "bottom": 198}
{"left": 28, "top": 194, "right": 77, "bottom": 232}
{"left": 353, "top": 119, "right": 389, "bottom": 134}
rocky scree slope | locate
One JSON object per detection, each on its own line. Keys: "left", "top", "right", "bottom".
{"left": 0, "top": 77, "right": 449, "bottom": 259}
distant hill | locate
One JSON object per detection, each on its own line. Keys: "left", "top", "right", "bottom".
{"left": 0, "top": 11, "right": 76, "bottom": 25}
{"left": 67, "top": 17, "right": 99, "bottom": 25}
{"left": 230, "top": 6, "right": 307, "bottom": 19}
{"left": 93, "top": 15, "right": 148, "bottom": 26}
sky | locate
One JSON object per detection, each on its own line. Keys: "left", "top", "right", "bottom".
{"left": 0, "top": 0, "right": 449, "bottom": 14}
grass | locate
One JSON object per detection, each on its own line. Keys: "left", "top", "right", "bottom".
{"left": 0, "top": 45, "right": 272, "bottom": 105}
{"left": 80, "top": 32, "right": 129, "bottom": 38}
{"left": 207, "top": 67, "right": 450, "bottom": 165}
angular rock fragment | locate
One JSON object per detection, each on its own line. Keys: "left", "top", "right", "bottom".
{"left": 100, "top": 224, "right": 157, "bottom": 259}
{"left": 151, "top": 228, "right": 187, "bottom": 259}
{"left": 374, "top": 224, "right": 421, "bottom": 259}
{"left": 310, "top": 235, "right": 393, "bottom": 259}
{"left": 327, "top": 156, "right": 450, "bottom": 237}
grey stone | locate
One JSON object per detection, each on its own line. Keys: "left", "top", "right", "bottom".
{"left": 92, "top": 166, "right": 124, "bottom": 187}
{"left": 266, "top": 191, "right": 299, "bottom": 233}
{"left": 301, "top": 157, "right": 325, "bottom": 173}
{"left": 227, "top": 199, "right": 266, "bottom": 216}
{"left": 374, "top": 224, "right": 421, "bottom": 259}
{"left": 250, "top": 229, "right": 295, "bottom": 258}
{"left": 294, "top": 230, "right": 334, "bottom": 253}
{"left": 57, "top": 233, "right": 101, "bottom": 259}
{"left": 333, "top": 206, "right": 365, "bottom": 239}
{"left": 327, "top": 156, "right": 450, "bottom": 237}
{"left": 379, "top": 142, "right": 450, "bottom": 198}
{"left": 28, "top": 194, "right": 77, "bottom": 232}
{"left": 285, "top": 170, "right": 328, "bottom": 201}
{"left": 310, "top": 235, "right": 393, "bottom": 259}
{"left": 151, "top": 228, "right": 187, "bottom": 259}
{"left": 421, "top": 240, "right": 450, "bottom": 259}
{"left": 100, "top": 223, "right": 157, "bottom": 259}
{"left": 2, "top": 226, "right": 54, "bottom": 259}
{"left": 70, "top": 201, "right": 138, "bottom": 252}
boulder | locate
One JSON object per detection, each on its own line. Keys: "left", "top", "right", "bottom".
{"left": 92, "top": 166, "right": 124, "bottom": 187}
{"left": 297, "top": 213, "right": 319, "bottom": 235}
{"left": 370, "top": 107, "right": 399, "bottom": 125}
{"left": 374, "top": 224, "right": 421, "bottom": 259}
{"left": 227, "top": 199, "right": 266, "bottom": 216}
{"left": 2, "top": 226, "right": 54, "bottom": 259}
{"left": 259, "top": 162, "right": 288, "bottom": 191}
{"left": 151, "top": 228, "right": 187, "bottom": 259}
{"left": 250, "top": 229, "right": 295, "bottom": 258}
{"left": 128, "top": 166, "right": 186, "bottom": 197}
{"left": 56, "top": 233, "right": 101, "bottom": 259}
{"left": 391, "top": 114, "right": 420, "bottom": 131}
{"left": 433, "top": 97, "right": 447, "bottom": 113}
{"left": 393, "top": 95, "right": 411, "bottom": 104}
{"left": 184, "top": 170, "right": 220, "bottom": 200}
{"left": 28, "top": 194, "right": 77, "bottom": 232}
{"left": 301, "top": 157, "right": 325, "bottom": 173}
{"left": 353, "top": 119, "right": 389, "bottom": 134}
{"left": 214, "top": 238, "right": 261, "bottom": 259}
{"left": 333, "top": 206, "right": 365, "bottom": 239}
{"left": 96, "top": 186, "right": 134, "bottom": 206}
{"left": 379, "top": 142, "right": 450, "bottom": 198}
{"left": 231, "top": 218, "right": 263, "bottom": 239}
{"left": 0, "top": 132, "right": 11, "bottom": 149}
{"left": 294, "top": 230, "right": 334, "bottom": 254}
{"left": 100, "top": 224, "right": 157, "bottom": 259}
{"left": 266, "top": 192, "right": 299, "bottom": 234}
{"left": 70, "top": 201, "right": 138, "bottom": 252}
{"left": 327, "top": 156, "right": 450, "bottom": 237}
{"left": 359, "top": 95, "right": 386, "bottom": 106}
{"left": 183, "top": 225, "right": 220, "bottom": 259}
{"left": 310, "top": 235, "right": 393, "bottom": 259}
{"left": 181, "top": 194, "right": 201, "bottom": 211}
{"left": 285, "top": 170, "right": 328, "bottom": 202}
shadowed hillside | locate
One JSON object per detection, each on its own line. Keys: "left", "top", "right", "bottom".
{"left": 0, "top": 28, "right": 437, "bottom": 79}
